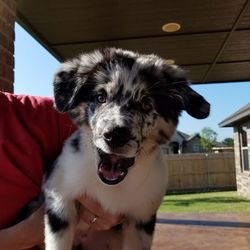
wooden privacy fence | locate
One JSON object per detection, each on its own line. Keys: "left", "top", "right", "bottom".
{"left": 164, "top": 153, "right": 236, "bottom": 193}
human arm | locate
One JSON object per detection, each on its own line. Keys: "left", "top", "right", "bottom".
{"left": 0, "top": 206, "right": 44, "bottom": 250}
{"left": 0, "top": 197, "right": 122, "bottom": 250}
{"left": 0, "top": 92, "right": 122, "bottom": 249}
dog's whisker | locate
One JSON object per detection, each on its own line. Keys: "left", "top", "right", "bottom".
{"left": 146, "top": 81, "right": 167, "bottom": 92}
{"left": 146, "top": 81, "right": 188, "bottom": 98}
{"left": 170, "top": 80, "right": 188, "bottom": 85}
{"left": 146, "top": 81, "right": 161, "bottom": 91}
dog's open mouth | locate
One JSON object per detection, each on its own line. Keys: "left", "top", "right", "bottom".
{"left": 97, "top": 150, "right": 135, "bottom": 185}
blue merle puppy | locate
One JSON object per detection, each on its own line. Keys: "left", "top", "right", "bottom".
{"left": 44, "top": 48, "right": 210, "bottom": 250}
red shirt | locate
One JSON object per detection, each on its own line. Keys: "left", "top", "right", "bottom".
{"left": 0, "top": 92, "right": 76, "bottom": 229}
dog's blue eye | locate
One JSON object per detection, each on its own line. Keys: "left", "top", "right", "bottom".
{"left": 96, "top": 93, "right": 106, "bottom": 103}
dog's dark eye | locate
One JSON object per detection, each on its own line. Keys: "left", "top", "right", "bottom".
{"left": 96, "top": 93, "right": 107, "bottom": 103}
{"left": 141, "top": 97, "right": 153, "bottom": 112}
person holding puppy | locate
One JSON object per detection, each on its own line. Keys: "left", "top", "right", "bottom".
{"left": 0, "top": 91, "right": 122, "bottom": 249}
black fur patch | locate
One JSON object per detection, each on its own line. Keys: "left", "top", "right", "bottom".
{"left": 112, "top": 53, "right": 136, "bottom": 70}
{"left": 138, "top": 66, "right": 160, "bottom": 86}
{"left": 153, "top": 94, "right": 181, "bottom": 125}
{"left": 44, "top": 160, "right": 57, "bottom": 181}
{"left": 120, "top": 99, "right": 137, "bottom": 113}
{"left": 46, "top": 208, "right": 69, "bottom": 233}
{"left": 71, "top": 135, "right": 80, "bottom": 152}
{"left": 54, "top": 69, "right": 78, "bottom": 112}
{"left": 112, "top": 223, "right": 123, "bottom": 231}
{"left": 73, "top": 245, "right": 83, "bottom": 250}
{"left": 112, "top": 85, "right": 124, "bottom": 103}
{"left": 136, "top": 214, "right": 156, "bottom": 235}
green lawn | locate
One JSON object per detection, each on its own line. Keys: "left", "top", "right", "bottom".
{"left": 159, "top": 191, "right": 250, "bottom": 213}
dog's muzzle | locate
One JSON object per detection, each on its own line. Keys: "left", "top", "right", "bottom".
{"left": 97, "top": 150, "right": 135, "bottom": 185}
{"left": 103, "top": 126, "right": 131, "bottom": 148}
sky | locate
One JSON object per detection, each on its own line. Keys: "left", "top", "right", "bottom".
{"left": 14, "top": 23, "right": 250, "bottom": 141}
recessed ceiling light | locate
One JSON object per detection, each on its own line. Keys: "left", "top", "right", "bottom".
{"left": 162, "top": 23, "right": 181, "bottom": 33}
{"left": 165, "top": 59, "right": 175, "bottom": 65}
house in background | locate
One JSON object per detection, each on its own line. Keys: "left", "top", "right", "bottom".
{"left": 162, "top": 131, "right": 205, "bottom": 154}
{"left": 212, "top": 144, "right": 234, "bottom": 154}
{"left": 219, "top": 103, "right": 250, "bottom": 199}
{"left": 212, "top": 140, "right": 234, "bottom": 153}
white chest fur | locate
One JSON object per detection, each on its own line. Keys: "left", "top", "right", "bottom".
{"left": 45, "top": 133, "right": 168, "bottom": 221}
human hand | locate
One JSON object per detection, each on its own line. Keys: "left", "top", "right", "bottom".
{"left": 0, "top": 196, "right": 123, "bottom": 250}
{"left": 77, "top": 195, "right": 124, "bottom": 231}
{"left": 74, "top": 195, "right": 124, "bottom": 249}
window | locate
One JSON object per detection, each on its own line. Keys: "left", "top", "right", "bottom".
{"left": 193, "top": 144, "right": 200, "bottom": 153}
{"left": 239, "top": 125, "right": 249, "bottom": 171}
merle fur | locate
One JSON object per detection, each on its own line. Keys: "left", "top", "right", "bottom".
{"left": 53, "top": 48, "right": 210, "bottom": 126}
{"left": 45, "top": 48, "right": 210, "bottom": 250}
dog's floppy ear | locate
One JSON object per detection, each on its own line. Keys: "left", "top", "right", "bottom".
{"left": 53, "top": 51, "right": 105, "bottom": 112}
{"left": 177, "top": 84, "right": 210, "bottom": 119}
{"left": 164, "top": 65, "right": 210, "bottom": 119}
{"left": 53, "top": 61, "right": 80, "bottom": 112}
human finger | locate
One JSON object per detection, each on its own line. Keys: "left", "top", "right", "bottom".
{"left": 79, "top": 205, "right": 118, "bottom": 230}
{"left": 78, "top": 195, "right": 123, "bottom": 229}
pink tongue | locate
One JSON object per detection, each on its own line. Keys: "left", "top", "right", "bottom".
{"left": 100, "top": 167, "right": 123, "bottom": 180}
{"left": 99, "top": 155, "right": 125, "bottom": 181}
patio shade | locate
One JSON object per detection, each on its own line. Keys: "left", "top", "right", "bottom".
{"left": 16, "top": 0, "right": 250, "bottom": 84}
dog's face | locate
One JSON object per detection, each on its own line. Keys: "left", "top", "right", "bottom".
{"left": 54, "top": 48, "right": 210, "bottom": 185}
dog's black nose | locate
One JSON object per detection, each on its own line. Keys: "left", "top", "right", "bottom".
{"left": 103, "top": 127, "right": 131, "bottom": 148}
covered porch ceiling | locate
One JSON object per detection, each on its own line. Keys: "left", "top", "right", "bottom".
{"left": 16, "top": 0, "right": 250, "bottom": 84}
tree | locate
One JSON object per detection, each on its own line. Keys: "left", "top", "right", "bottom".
{"left": 222, "top": 137, "right": 234, "bottom": 147}
{"left": 200, "top": 127, "right": 217, "bottom": 152}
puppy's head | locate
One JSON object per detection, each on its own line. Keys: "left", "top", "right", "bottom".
{"left": 54, "top": 48, "right": 210, "bottom": 185}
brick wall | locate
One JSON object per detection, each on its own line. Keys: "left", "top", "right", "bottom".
{"left": 0, "top": 0, "right": 16, "bottom": 93}
{"left": 233, "top": 122, "right": 250, "bottom": 199}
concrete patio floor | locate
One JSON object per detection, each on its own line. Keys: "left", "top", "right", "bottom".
{"left": 153, "top": 213, "right": 250, "bottom": 250}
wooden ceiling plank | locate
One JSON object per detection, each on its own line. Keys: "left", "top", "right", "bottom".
{"left": 17, "top": 0, "right": 247, "bottom": 44}
{"left": 16, "top": 10, "right": 63, "bottom": 61}
{"left": 202, "top": 0, "right": 250, "bottom": 83}
{"left": 207, "top": 62, "right": 250, "bottom": 83}
{"left": 54, "top": 32, "right": 226, "bottom": 65}
{"left": 16, "top": 0, "right": 250, "bottom": 84}
{"left": 219, "top": 30, "right": 250, "bottom": 62}
{"left": 50, "top": 29, "right": 236, "bottom": 47}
